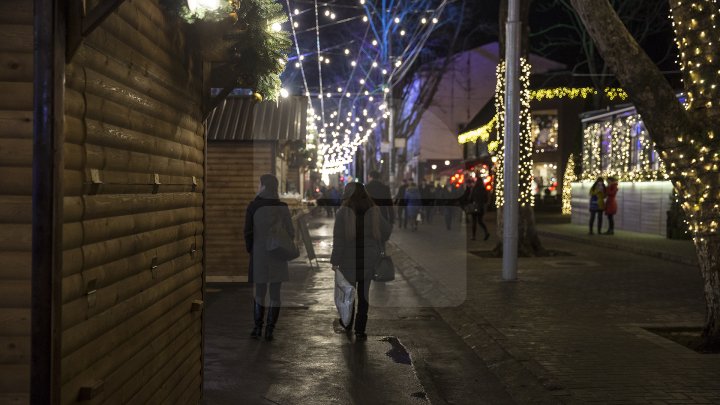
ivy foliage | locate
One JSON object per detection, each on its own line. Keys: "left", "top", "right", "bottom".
{"left": 161, "top": 0, "right": 290, "bottom": 100}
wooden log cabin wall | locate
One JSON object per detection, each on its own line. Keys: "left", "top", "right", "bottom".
{"left": 0, "top": 1, "right": 33, "bottom": 403}
{"left": 62, "top": 0, "right": 206, "bottom": 403}
{"left": 0, "top": 0, "right": 211, "bottom": 400}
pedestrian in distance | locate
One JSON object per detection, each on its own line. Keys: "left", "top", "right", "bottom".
{"left": 394, "top": 179, "right": 409, "bottom": 229}
{"left": 244, "top": 174, "right": 295, "bottom": 341}
{"left": 365, "top": 170, "right": 395, "bottom": 228}
{"left": 404, "top": 182, "right": 422, "bottom": 232}
{"left": 604, "top": 177, "right": 618, "bottom": 235}
{"left": 441, "top": 183, "right": 460, "bottom": 231}
{"left": 331, "top": 183, "right": 392, "bottom": 340}
{"left": 420, "top": 181, "right": 435, "bottom": 224}
{"left": 469, "top": 180, "right": 491, "bottom": 241}
{"left": 588, "top": 177, "right": 606, "bottom": 235}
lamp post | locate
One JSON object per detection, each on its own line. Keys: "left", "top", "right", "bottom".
{"left": 502, "top": 0, "right": 520, "bottom": 281}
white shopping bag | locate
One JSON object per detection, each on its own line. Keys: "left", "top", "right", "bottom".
{"left": 334, "top": 269, "right": 355, "bottom": 327}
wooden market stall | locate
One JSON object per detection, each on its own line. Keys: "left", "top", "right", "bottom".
{"left": 0, "top": 1, "right": 33, "bottom": 402}
{"left": 5, "top": 0, "right": 222, "bottom": 402}
{"left": 3, "top": 0, "right": 290, "bottom": 401}
{"left": 205, "top": 95, "right": 307, "bottom": 282}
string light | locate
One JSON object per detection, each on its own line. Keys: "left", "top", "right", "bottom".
{"left": 494, "top": 58, "right": 534, "bottom": 208}
{"left": 561, "top": 154, "right": 575, "bottom": 215}
{"left": 457, "top": 87, "right": 631, "bottom": 145}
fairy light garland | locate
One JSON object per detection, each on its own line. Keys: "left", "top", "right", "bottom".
{"left": 458, "top": 87, "right": 629, "bottom": 145}
{"left": 494, "top": 58, "right": 534, "bottom": 208}
{"left": 288, "top": 0, "right": 450, "bottom": 176}
{"left": 561, "top": 154, "right": 575, "bottom": 215}
{"left": 581, "top": 114, "right": 669, "bottom": 182}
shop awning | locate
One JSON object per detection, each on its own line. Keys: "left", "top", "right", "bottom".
{"left": 206, "top": 95, "right": 307, "bottom": 142}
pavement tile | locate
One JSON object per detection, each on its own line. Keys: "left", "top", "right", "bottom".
{"left": 392, "top": 213, "right": 720, "bottom": 404}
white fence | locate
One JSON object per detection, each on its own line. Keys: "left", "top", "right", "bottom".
{"left": 570, "top": 181, "right": 674, "bottom": 236}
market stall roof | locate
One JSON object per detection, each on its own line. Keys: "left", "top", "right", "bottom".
{"left": 206, "top": 95, "right": 307, "bottom": 142}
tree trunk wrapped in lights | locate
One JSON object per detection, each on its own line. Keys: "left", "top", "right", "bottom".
{"left": 570, "top": 0, "right": 720, "bottom": 349}
{"left": 494, "top": 0, "right": 546, "bottom": 257}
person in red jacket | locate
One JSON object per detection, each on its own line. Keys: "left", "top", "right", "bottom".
{"left": 604, "top": 177, "right": 618, "bottom": 235}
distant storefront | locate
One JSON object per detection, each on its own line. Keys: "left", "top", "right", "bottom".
{"left": 570, "top": 103, "right": 679, "bottom": 236}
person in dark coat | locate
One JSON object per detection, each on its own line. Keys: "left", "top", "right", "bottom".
{"left": 588, "top": 177, "right": 606, "bottom": 235}
{"left": 469, "top": 180, "right": 491, "bottom": 241}
{"left": 420, "top": 182, "right": 435, "bottom": 224}
{"left": 393, "top": 180, "right": 409, "bottom": 229}
{"left": 331, "top": 183, "right": 392, "bottom": 340}
{"left": 244, "top": 174, "right": 295, "bottom": 341}
{"left": 365, "top": 170, "right": 395, "bottom": 227}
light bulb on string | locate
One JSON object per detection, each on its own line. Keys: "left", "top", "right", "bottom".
{"left": 432, "top": 17, "right": 438, "bottom": 23}
{"left": 421, "top": 17, "right": 427, "bottom": 24}
{"left": 324, "top": 9, "right": 330, "bottom": 16}
{"left": 372, "top": 39, "right": 378, "bottom": 46}
{"left": 344, "top": 49, "right": 350, "bottom": 55}
{"left": 400, "top": 30, "right": 406, "bottom": 36}
{"left": 294, "top": 8, "right": 299, "bottom": 15}
{"left": 362, "top": 16, "right": 368, "bottom": 22}
{"left": 394, "top": 17, "right": 400, "bottom": 23}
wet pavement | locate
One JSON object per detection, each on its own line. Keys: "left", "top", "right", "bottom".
{"left": 392, "top": 212, "right": 720, "bottom": 404}
{"left": 202, "top": 216, "right": 515, "bottom": 405}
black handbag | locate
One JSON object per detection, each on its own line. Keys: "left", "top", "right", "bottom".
{"left": 266, "top": 214, "right": 300, "bottom": 261}
{"left": 373, "top": 247, "right": 395, "bottom": 282}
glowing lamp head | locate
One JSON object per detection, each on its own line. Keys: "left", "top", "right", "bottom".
{"left": 279, "top": 88, "right": 289, "bottom": 98}
{"left": 187, "top": 0, "right": 221, "bottom": 13}
{"left": 431, "top": 164, "right": 437, "bottom": 170}
{"left": 271, "top": 22, "right": 282, "bottom": 32}
{"left": 444, "top": 160, "right": 450, "bottom": 166}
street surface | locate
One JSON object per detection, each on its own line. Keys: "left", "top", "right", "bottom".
{"left": 203, "top": 212, "right": 720, "bottom": 404}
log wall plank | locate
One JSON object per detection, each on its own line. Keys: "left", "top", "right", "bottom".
{"left": 0, "top": 3, "right": 32, "bottom": 400}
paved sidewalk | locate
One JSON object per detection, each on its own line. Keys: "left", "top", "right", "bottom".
{"left": 202, "top": 217, "right": 516, "bottom": 404}
{"left": 391, "top": 215, "right": 720, "bottom": 404}
{"left": 535, "top": 220, "right": 697, "bottom": 266}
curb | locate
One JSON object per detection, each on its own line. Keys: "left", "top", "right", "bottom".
{"left": 536, "top": 230, "right": 698, "bottom": 267}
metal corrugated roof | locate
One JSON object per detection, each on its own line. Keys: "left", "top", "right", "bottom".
{"left": 206, "top": 96, "right": 307, "bottom": 142}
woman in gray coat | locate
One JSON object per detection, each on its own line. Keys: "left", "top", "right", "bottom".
{"left": 244, "top": 174, "right": 295, "bottom": 341}
{"left": 331, "top": 183, "right": 392, "bottom": 340}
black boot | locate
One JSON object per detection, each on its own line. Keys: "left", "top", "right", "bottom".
{"left": 265, "top": 305, "right": 281, "bottom": 341}
{"left": 251, "top": 301, "right": 264, "bottom": 339}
